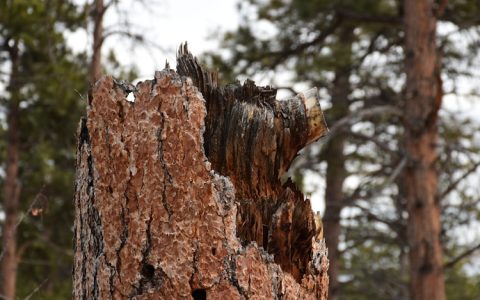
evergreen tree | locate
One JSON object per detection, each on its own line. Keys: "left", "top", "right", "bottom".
{"left": 0, "top": 1, "right": 87, "bottom": 298}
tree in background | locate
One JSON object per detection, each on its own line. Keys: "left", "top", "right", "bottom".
{"left": 206, "top": 0, "right": 480, "bottom": 299}
{"left": 403, "top": 0, "right": 444, "bottom": 298}
{"left": 0, "top": 0, "right": 140, "bottom": 298}
{"left": 322, "top": 26, "right": 352, "bottom": 300}
{"left": 0, "top": 1, "right": 86, "bottom": 298}
{"left": 89, "top": 0, "right": 105, "bottom": 82}
{"left": 87, "top": 0, "right": 147, "bottom": 83}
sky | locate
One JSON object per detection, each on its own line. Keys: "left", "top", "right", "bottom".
{"left": 69, "top": 0, "right": 240, "bottom": 77}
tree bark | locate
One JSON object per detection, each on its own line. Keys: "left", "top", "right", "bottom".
{"left": 322, "top": 27, "right": 352, "bottom": 300}
{"left": 89, "top": 0, "right": 105, "bottom": 83}
{"left": 74, "top": 46, "right": 329, "bottom": 299}
{"left": 404, "top": 0, "right": 445, "bottom": 299}
{"left": 0, "top": 40, "right": 21, "bottom": 300}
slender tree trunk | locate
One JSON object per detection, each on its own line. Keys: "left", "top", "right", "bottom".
{"left": 404, "top": 0, "right": 445, "bottom": 299}
{"left": 74, "top": 47, "right": 330, "bottom": 298}
{"left": 323, "top": 27, "right": 352, "bottom": 300}
{"left": 0, "top": 41, "right": 21, "bottom": 300}
{"left": 89, "top": 0, "right": 104, "bottom": 83}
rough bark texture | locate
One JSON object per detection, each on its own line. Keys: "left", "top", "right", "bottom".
{"left": 74, "top": 47, "right": 329, "bottom": 299}
{"left": 322, "top": 27, "right": 352, "bottom": 300}
{"left": 404, "top": 0, "right": 445, "bottom": 299}
{"left": 0, "top": 41, "right": 21, "bottom": 300}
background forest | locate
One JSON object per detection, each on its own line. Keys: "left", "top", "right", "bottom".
{"left": 1, "top": 0, "right": 480, "bottom": 299}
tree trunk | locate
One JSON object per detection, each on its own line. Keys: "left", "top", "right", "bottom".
{"left": 323, "top": 27, "right": 352, "bottom": 300}
{"left": 404, "top": 0, "right": 445, "bottom": 299}
{"left": 0, "top": 40, "right": 21, "bottom": 300}
{"left": 89, "top": 0, "right": 104, "bottom": 83}
{"left": 74, "top": 46, "right": 329, "bottom": 299}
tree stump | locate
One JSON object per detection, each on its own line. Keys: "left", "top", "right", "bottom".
{"left": 74, "top": 45, "right": 329, "bottom": 299}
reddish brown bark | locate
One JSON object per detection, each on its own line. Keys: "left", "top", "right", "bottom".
{"left": 74, "top": 48, "right": 329, "bottom": 298}
{"left": 0, "top": 40, "right": 21, "bottom": 300}
{"left": 404, "top": 0, "right": 445, "bottom": 299}
{"left": 89, "top": 0, "right": 105, "bottom": 83}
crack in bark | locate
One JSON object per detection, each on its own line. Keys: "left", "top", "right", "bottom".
{"left": 90, "top": 198, "right": 104, "bottom": 297}
{"left": 155, "top": 118, "right": 173, "bottom": 219}
{"left": 76, "top": 118, "right": 97, "bottom": 299}
{"left": 188, "top": 243, "right": 200, "bottom": 291}
{"left": 227, "top": 254, "right": 247, "bottom": 298}
{"left": 142, "top": 210, "right": 153, "bottom": 260}
{"left": 88, "top": 149, "right": 105, "bottom": 299}
{"left": 115, "top": 204, "right": 129, "bottom": 283}
{"left": 104, "top": 260, "right": 116, "bottom": 299}
{"left": 129, "top": 209, "right": 155, "bottom": 298}
{"left": 269, "top": 266, "right": 282, "bottom": 299}
{"left": 78, "top": 117, "right": 91, "bottom": 150}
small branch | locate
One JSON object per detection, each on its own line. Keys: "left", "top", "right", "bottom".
{"left": 23, "top": 278, "right": 49, "bottom": 300}
{"left": 100, "top": 29, "right": 144, "bottom": 45}
{"left": 354, "top": 31, "right": 382, "bottom": 68}
{"left": 387, "top": 157, "right": 407, "bottom": 184}
{"left": 342, "top": 157, "right": 406, "bottom": 207}
{"left": 335, "top": 9, "right": 402, "bottom": 25}
{"left": 351, "top": 204, "right": 397, "bottom": 228}
{"left": 439, "top": 160, "right": 480, "bottom": 200}
{"left": 444, "top": 243, "right": 480, "bottom": 270}
{"left": 328, "top": 105, "right": 403, "bottom": 137}
{"left": 103, "top": 0, "right": 116, "bottom": 15}
{"left": 0, "top": 186, "right": 47, "bottom": 261}
{"left": 349, "top": 131, "right": 399, "bottom": 157}
{"left": 266, "top": 16, "right": 343, "bottom": 68}
{"left": 355, "top": 34, "right": 403, "bottom": 70}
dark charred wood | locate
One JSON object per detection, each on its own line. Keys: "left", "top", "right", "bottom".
{"left": 177, "top": 44, "right": 328, "bottom": 282}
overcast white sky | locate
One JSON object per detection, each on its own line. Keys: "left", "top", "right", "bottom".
{"left": 69, "top": 0, "right": 240, "bottom": 77}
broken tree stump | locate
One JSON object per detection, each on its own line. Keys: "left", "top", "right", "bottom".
{"left": 74, "top": 46, "right": 329, "bottom": 299}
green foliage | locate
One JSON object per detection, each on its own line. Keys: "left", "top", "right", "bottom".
{"left": 0, "top": 0, "right": 144, "bottom": 296}
{"left": 445, "top": 263, "right": 480, "bottom": 300}
{"left": 0, "top": 0, "right": 87, "bottom": 297}
{"left": 341, "top": 242, "right": 408, "bottom": 300}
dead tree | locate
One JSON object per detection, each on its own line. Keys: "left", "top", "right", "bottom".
{"left": 74, "top": 45, "right": 329, "bottom": 299}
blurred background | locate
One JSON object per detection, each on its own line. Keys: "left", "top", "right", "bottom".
{"left": 1, "top": 0, "right": 480, "bottom": 299}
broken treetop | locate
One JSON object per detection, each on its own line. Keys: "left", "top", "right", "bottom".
{"left": 74, "top": 44, "right": 329, "bottom": 299}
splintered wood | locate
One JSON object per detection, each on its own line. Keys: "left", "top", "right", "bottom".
{"left": 74, "top": 48, "right": 329, "bottom": 299}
